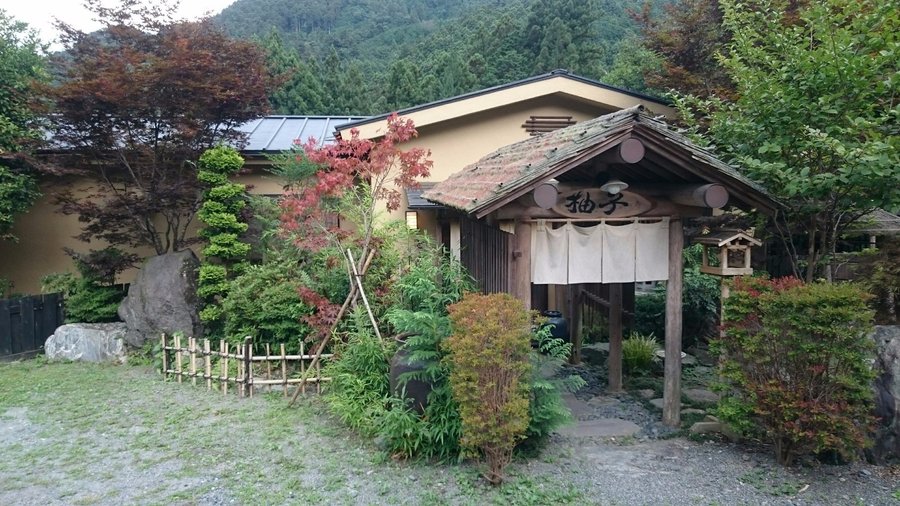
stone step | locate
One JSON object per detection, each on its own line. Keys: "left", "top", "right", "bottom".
{"left": 556, "top": 418, "right": 641, "bottom": 438}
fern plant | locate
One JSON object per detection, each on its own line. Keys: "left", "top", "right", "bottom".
{"left": 526, "top": 325, "right": 587, "bottom": 444}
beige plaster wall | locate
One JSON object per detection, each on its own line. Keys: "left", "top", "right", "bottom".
{"left": 393, "top": 94, "right": 616, "bottom": 223}
{"left": 0, "top": 173, "right": 282, "bottom": 295}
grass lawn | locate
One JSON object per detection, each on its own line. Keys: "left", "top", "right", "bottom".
{"left": 0, "top": 359, "right": 583, "bottom": 505}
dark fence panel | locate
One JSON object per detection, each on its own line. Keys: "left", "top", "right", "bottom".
{"left": 459, "top": 218, "right": 513, "bottom": 294}
{"left": 0, "top": 293, "right": 64, "bottom": 359}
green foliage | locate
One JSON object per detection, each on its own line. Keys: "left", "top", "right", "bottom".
{"left": 379, "top": 242, "right": 472, "bottom": 460}
{"left": 525, "top": 327, "right": 586, "bottom": 445}
{"left": 220, "top": 259, "right": 313, "bottom": 352}
{"left": 714, "top": 276, "right": 877, "bottom": 465}
{"left": 196, "top": 146, "right": 252, "bottom": 335}
{"left": 622, "top": 332, "right": 660, "bottom": 375}
{"left": 0, "top": 276, "right": 12, "bottom": 298}
{"left": 39, "top": 247, "right": 133, "bottom": 323}
{"left": 633, "top": 245, "right": 721, "bottom": 349}
{"left": 0, "top": 11, "right": 46, "bottom": 242}
{"left": 446, "top": 292, "right": 532, "bottom": 485}
{"left": 854, "top": 237, "right": 900, "bottom": 324}
{"left": 677, "top": 0, "right": 900, "bottom": 280}
{"left": 216, "top": 0, "right": 664, "bottom": 114}
{"left": 323, "top": 310, "right": 394, "bottom": 435}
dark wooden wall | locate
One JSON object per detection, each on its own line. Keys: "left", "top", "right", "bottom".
{"left": 0, "top": 293, "right": 64, "bottom": 359}
{"left": 459, "top": 217, "right": 513, "bottom": 294}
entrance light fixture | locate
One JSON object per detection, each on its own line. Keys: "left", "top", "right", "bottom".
{"left": 600, "top": 178, "right": 629, "bottom": 195}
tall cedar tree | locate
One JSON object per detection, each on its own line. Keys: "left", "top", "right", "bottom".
{"left": 49, "top": 0, "right": 270, "bottom": 255}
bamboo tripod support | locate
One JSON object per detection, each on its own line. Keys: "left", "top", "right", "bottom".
{"left": 288, "top": 248, "right": 377, "bottom": 407}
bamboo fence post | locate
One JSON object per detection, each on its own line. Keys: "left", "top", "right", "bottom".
{"left": 221, "top": 340, "right": 228, "bottom": 395}
{"left": 189, "top": 337, "right": 197, "bottom": 386}
{"left": 316, "top": 354, "right": 322, "bottom": 394}
{"left": 300, "top": 341, "right": 306, "bottom": 396}
{"left": 288, "top": 248, "right": 376, "bottom": 407}
{"left": 175, "top": 334, "right": 183, "bottom": 383}
{"left": 238, "top": 342, "right": 244, "bottom": 398}
{"left": 265, "top": 344, "right": 272, "bottom": 393}
{"left": 280, "top": 343, "right": 288, "bottom": 397}
{"left": 222, "top": 341, "right": 231, "bottom": 395}
{"left": 243, "top": 337, "right": 253, "bottom": 398}
{"left": 204, "top": 339, "right": 212, "bottom": 391}
{"left": 161, "top": 334, "right": 168, "bottom": 377}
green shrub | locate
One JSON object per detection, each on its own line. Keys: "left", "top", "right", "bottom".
{"left": 715, "top": 277, "right": 876, "bottom": 466}
{"left": 220, "top": 260, "right": 313, "bottom": 352}
{"left": 446, "top": 292, "right": 532, "bottom": 485}
{"left": 41, "top": 247, "right": 134, "bottom": 323}
{"left": 196, "top": 146, "right": 251, "bottom": 335}
{"left": 622, "top": 332, "right": 660, "bottom": 375}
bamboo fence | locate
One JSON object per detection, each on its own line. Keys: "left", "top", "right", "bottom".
{"left": 160, "top": 334, "right": 332, "bottom": 397}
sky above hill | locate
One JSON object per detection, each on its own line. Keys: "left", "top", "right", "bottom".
{"left": 2, "top": 0, "right": 237, "bottom": 50}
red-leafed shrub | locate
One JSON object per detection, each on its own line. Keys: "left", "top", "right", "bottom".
{"left": 714, "top": 276, "right": 876, "bottom": 466}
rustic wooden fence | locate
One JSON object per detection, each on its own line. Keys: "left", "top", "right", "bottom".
{"left": 0, "top": 293, "right": 64, "bottom": 359}
{"left": 160, "top": 334, "right": 332, "bottom": 397}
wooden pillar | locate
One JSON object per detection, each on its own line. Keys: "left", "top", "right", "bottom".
{"left": 569, "top": 284, "right": 582, "bottom": 364}
{"left": 512, "top": 221, "right": 532, "bottom": 308}
{"left": 608, "top": 283, "right": 624, "bottom": 392}
{"left": 663, "top": 218, "right": 684, "bottom": 427}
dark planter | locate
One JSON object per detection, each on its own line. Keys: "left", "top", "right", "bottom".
{"left": 389, "top": 346, "right": 433, "bottom": 414}
{"left": 541, "top": 310, "right": 569, "bottom": 342}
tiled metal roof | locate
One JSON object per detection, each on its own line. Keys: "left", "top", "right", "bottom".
{"left": 237, "top": 116, "right": 366, "bottom": 152}
{"left": 423, "top": 106, "right": 780, "bottom": 217}
{"left": 406, "top": 182, "right": 443, "bottom": 209}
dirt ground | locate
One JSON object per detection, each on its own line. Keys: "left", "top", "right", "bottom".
{"left": 0, "top": 360, "right": 897, "bottom": 505}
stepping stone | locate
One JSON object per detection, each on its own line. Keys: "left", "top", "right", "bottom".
{"left": 556, "top": 418, "right": 641, "bottom": 438}
{"left": 681, "top": 408, "right": 706, "bottom": 416}
{"left": 637, "top": 389, "right": 656, "bottom": 399}
{"left": 684, "top": 388, "right": 718, "bottom": 404}
{"left": 588, "top": 396, "right": 620, "bottom": 407}
{"left": 649, "top": 398, "right": 683, "bottom": 410}
{"left": 562, "top": 393, "right": 594, "bottom": 419}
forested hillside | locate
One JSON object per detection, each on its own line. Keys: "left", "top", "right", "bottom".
{"left": 214, "top": 0, "right": 665, "bottom": 115}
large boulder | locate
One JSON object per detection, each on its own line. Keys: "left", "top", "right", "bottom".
{"left": 871, "top": 325, "right": 900, "bottom": 463}
{"left": 118, "top": 250, "right": 203, "bottom": 348}
{"left": 45, "top": 323, "right": 127, "bottom": 363}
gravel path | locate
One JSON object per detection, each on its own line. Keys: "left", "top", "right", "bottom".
{"left": 0, "top": 360, "right": 897, "bottom": 505}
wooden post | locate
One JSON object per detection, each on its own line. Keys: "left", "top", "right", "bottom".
{"left": 663, "top": 218, "right": 684, "bottom": 427}
{"left": 243, "top": 337, "right": 252, "bottom": 398}
{"left": 568, "top": 285, "right": 581, "bottom": 364}
{"left": 608, "top": 283, "right": 624, "bottom": 393}
{"left": 221, "top": 340, "right": 228, "bottom": 395}
{"left": 512, "top": 221, "right": 532, "bottom": 308}
{"left": 204, "top": 339, "right": 211, "bottom": 390}
{"left": 174, "top": 334, "right": 183, "bottom": 384}
{"left": 571, "top": 287, "right": 583, "bottom": 364}
{"left": 189, "top": 337, "right": 197, "bottom": 386}
{"left": 161, "top": 334, "right": 168, "bottom": 377}
{"left": 265, "top": 344, "right": 272, "bottom": 393}
{"left": 280, "top": 343, "right": 288, "bottom": 397}
{"left": 300, "top": 341, "right": 306, "bottom": 396}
